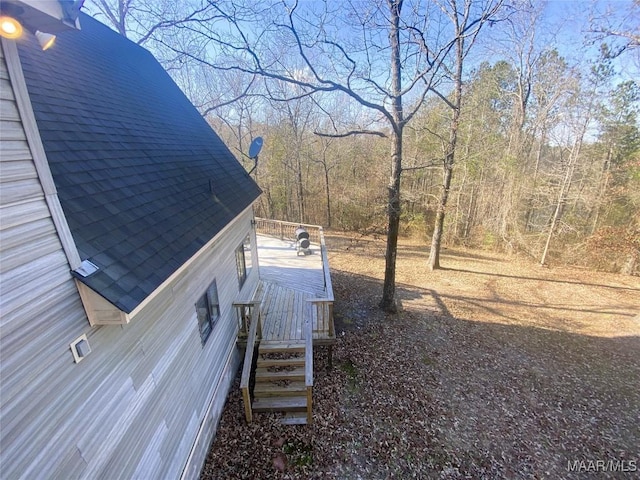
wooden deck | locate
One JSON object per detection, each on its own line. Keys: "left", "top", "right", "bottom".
{"left": 257, "top": 234, "right": 325, "bottom": 295}
{"left": 254, "top": 234, "right": 333, "bottom": 343}
{"left": 237, "top": 219, "right": 335, "bottom": 424}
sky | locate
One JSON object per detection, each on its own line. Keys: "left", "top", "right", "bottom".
{"left": 82, "top": 0, "right": 638, "bottom": 112}
{"left": 541, "top": 0, "right": 639, "bottom": 81}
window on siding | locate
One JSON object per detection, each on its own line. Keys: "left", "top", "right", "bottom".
{"left": 196, "top": 279, "right": 220, "bottom": 344}
{"left": 243, "top": 235, "right": 252, "bottom": 279}
{"left": 235, "top": 236, "right": 251, "bottom": 289}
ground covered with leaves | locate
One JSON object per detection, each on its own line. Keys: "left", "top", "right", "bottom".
{"left": 200, "top": 234, "right": 640, "bottom": 479}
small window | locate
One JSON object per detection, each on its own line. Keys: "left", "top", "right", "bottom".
{"left": 196, "top": 280, "right": 220, "bottom": 344}
{"left": 235, "top": 240, "right": 248, "bottom": 289}
{"left": 243, "top": 235, "right": 252, "bottom": 279}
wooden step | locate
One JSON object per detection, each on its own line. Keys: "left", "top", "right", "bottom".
{"left": 255, "top": 367, "right": 305, "bottom": 381}
{"left": 253, "top": 381, "right": 306, "bottom": 397}
{"left": 257, "top": 357, "right": 305, "bottom": 368}
{"left": 252, "top": 396, "right": 307, "bottom": 413}
{"left": 280, "top": 412, "right": 309, "bottom": 425}
{"left": 259, "top": 342, "right": 305, "bottom": 354}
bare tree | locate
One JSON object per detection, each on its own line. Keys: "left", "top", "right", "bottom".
{"left": 539, "top": 59, "right": 604, "bottom": 266}
{"left": 86, "top": 0, "right": 261, "bottom": 119}
{"left": 87, "top": 0, "right": 214, "bottom": 45}
{"left": 87, "top": 0, "right": 506, "bottom": 309}
{"left": 524, "top": 49, "right": 572, "bottom": 232}
{"left": 587, "top": 0, "right": 640, "bottom": 61}
{"left": 427, "top": 0, "right": 506, "bottom": 270}
{"left": 539, "top": 129, "right": 582, "bottom": 266}
{"left": 145, "top": 0, "right": 505, "bottom": 311}
{"left": 311, "top": 135, "right": 337, "bottom": 227}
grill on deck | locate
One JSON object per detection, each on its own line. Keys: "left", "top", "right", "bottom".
{"left": 295, "top": 227, "right": 311, "bottom": 255}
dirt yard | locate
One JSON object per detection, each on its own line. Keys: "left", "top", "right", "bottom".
{"left": 200, "top": 233, "right": 640, "bottom": 479}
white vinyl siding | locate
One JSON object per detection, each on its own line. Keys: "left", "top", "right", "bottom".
{"left": 0, "top": 41, "right": 259, "bottom": 480}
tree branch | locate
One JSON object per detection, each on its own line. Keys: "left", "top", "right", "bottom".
{"left": 402, "top": 159, "right": 443, "bottom": 171}
{"left": 314, "top": 129, "right": 388, "bottom": 138}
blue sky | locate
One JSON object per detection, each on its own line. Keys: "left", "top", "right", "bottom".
{"left": 542, "top": 0, "right": 639, "bottom": 80}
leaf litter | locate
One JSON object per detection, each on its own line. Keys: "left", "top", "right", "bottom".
{"left": 201, "top": 233, "right": 640, "bottom": 479}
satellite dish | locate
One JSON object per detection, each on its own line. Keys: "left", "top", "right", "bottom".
{"left": 247, "top": 137, "right": 263, "bottom": 176}
{"left": 248, "top": 137, "right": 263, "bottom": 159}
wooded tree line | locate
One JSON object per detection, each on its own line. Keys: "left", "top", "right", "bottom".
{"left": 87, "top": 0, "right": 639, "bottom": 308}
{"left": 218, "top": 53, "right": 639, "bottom": 276}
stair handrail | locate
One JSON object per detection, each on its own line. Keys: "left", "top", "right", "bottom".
{"left": 240, "top": 310, "right": 261, "bottom": 423}
{"left": 304, "top": 315, "right": 313, "bottom": 424}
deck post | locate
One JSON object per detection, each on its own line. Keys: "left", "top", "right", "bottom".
{"left": 304, "top": 316, "right": 313, "bottom": 424}
{"left": 240, "top": 305, "right": 248, "bottom": 336}
{"left": 306, "top": 385, "right": 313, "bottom": 424}
{"left": 240, "top": 309, "right": 260, "bottom": 423}
{"left": 328, "top": 302, "right": 335, "bottom": 337}
{"left": 242, "top": 386, "right": 252, "bottom": 423}
{"left": 256, "top": 304, "right": 263, "bottom": 340}
{"left": 233, "top": 304, "right": 246, "bottom": 338}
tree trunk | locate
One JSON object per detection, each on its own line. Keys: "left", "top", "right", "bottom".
{"left": 540, "top": 137, "right": 581, "bottom": 266}
{"left": 428, "top": 159, "right": 454, "bottom": 269}
{"left": 453, "top": 165, "right": 467, "bottom": 239}
{"left": 296, "top": 152, "right": 305, "bottom": 223}
{"left": 590, "top": 143, "right": 613, "bottom": 234}
{"left": 428, "top": 23, "right": 463, "bottom": 270}
{"left": 379, "top": 0, "right": 403, "bottom": 313}
{"left": 524, "top": 127, "right": 546, "bottom": 231}
{"left": 320, "top": 143, "right": 332, "bottom": 228}
{"left": 380, "top": 130, "right": 403, "bottom": 311}
{"left": 463, "top": 182, "right": 476, "bottom": 240}
{"left": 323, "top": 162, "right": 332, "bottom": 228}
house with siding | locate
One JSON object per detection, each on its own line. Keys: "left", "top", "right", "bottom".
{"left": 0, "top": 2, "right": 262, "bottom": 478}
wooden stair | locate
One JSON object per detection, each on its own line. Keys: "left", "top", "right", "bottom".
{"left": 252, "top": 341, "right": 311, "bottom": 425}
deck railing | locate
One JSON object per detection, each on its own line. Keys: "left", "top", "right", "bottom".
{"left": 255, "top": 218, "right": 335, "bottom": 340}
{"left": 233, "top": 300, "right": 261, "bottom": 343}
{"left": 307, "top": 229, "right": 335, "bottom": 338}
{"left": 254, "top": 217, "right": 322, "bottom": 245}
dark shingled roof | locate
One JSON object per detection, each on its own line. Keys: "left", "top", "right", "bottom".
{"left": 17, "top": 14, "right": 261, "bottom": 313}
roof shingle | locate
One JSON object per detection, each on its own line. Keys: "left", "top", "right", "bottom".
{"left": 18, "top": 14, "right": 261, "bottom": 313}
